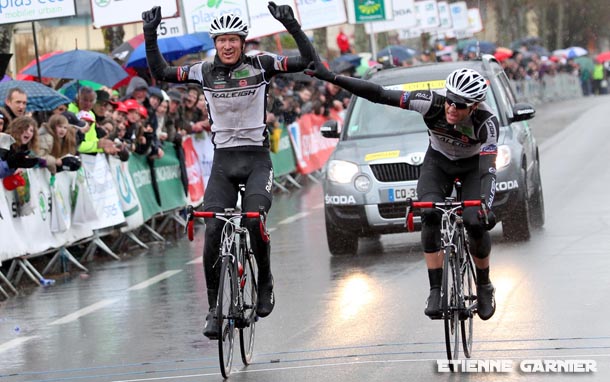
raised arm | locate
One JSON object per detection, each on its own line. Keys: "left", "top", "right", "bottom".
{"left": 306, "top": 61, "right": 404, "bottom": 107}
{"left": 142, "top": 6, "right": 180, "bottom": 82}
{"left": 267, "top": 1, "right": 317, "bottom": 72}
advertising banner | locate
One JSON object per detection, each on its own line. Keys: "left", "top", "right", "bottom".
{"left": 270, "top": 124, "right": 297, "bottom": 178}
{"left": 153, "top": 143, "right": 188, "bottom": 211}
{"left": 182, "top": 136, "right": 205, "bottom": 206}
{"left": 0, "top": 0, "right": 76, "bottom": 25}
{"left": 91, "top": 0, "right": 179, "bottom": 28}
{"left": 107, "top": 155, "right": 144, "bottom": 231}
{"left": 129, "top": 152, "right": 162, "bottom": 222}
{"left": 288, "top": 113, "right": 339, "bottom": 175}
{"left": 247, "top": 0, "right": 299, "bottom": 40}
{"left": 182, "top": 0, "right": 248, "bottom": 34}
{"left": 80, "top": 154, "right": 125, "bottom": 230}
{"left": 297, "top": 0, "right": 346, "bottom": 31}
{"left": 190, "top": 133, "right": 214, "bottom": 186}
{"left": 365, "top": 0, "right": 415, "bottom": 34}
{"left": 346, "top": 0, "right": 393, "bottom": 24}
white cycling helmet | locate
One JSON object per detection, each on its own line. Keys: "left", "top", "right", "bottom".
{"left": 209, "top": 13, "right": 249, "bottom": 39}
{"left": 445, "top": 68, "right": 488, "bottom": 102}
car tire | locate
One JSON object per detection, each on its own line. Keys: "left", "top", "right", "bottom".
{"left": 529, "top": 154, "right": 545, "bottom": 228}
{"left": 502, "top": 165, "right": 532, "bottom": 242}
{"left": 325, "top": 221, "right": 359, "bottom": 256}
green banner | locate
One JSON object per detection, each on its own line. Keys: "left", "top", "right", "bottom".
{"left": 353, "top": 0, "right": 387, "bottom": 22}
{"left": 153, "top": 143, "right": 187, "bottom": 211}
{"left": 270, "top": 125, "right": 297, "bottom": 178}
{"left": 127, "top": 143, "right": 186, "bottom": 221}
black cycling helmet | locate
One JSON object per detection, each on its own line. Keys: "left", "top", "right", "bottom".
{"left": 445, "top": 68, "right": 488, "bottom": 102}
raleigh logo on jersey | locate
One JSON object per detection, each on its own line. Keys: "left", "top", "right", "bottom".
{"left": 212, "top": 90, "right": 256, "bottom": 98}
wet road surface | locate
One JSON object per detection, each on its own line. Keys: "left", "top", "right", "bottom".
{"left": 1, "top": 96, "right": 610, "bottom": 381}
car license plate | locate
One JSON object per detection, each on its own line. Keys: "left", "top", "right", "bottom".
{"left": 382, "top": 187, "right": 417, "bottom": 203}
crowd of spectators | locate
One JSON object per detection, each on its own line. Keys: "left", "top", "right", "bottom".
{"left": 1, "top": 41, "right": 601, "bottom": 188}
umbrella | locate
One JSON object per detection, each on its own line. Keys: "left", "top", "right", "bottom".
{"left": 58, "top": 79, "right": 104, "bottom": 101}
{"left": 596, "top": 51, "right": 610, "bottom": 63}
{"left": 17, "top": 51, "right": 63, "bottom": 81}
{"left": 330, "top": 53, "right": 362, "bottom": 71}
{"left": 110, "top": 34, "right": 145, "bottom": 62}
{"left": 494, "top": 47, "right": 513, "bottom": 62}
{"left": 377, "top": 45, "right": 417, "bottom": 62}
{"left": 126, "top": 32, "right": 214, "bottom": 68}
{"left": 574, "top": 55, "right": 595, "bottom": 74}
{"left": 566, "top": 46, "right": 588, "bottom": 59}
{"left": 21, "top": 49, "right": 129, "bottom": 87}
{"left": 462, "top": 41, "right": 497, "bottom": 55}
{"left": 0, "top": 80, "right": 70, "bottom": 112}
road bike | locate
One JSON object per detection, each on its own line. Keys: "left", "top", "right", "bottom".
{"left": 186, "top": 205, "right": 269, "bottom": 378}
{"left": 405, "top": 180, "right": 489, "bottom": 371}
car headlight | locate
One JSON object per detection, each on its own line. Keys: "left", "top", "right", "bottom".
{"left": 496, "top": 145, "right": 511, "bottom": 170}
{"left": 354, "top": 175, "right": 371, "bottom": 192}
{"left": 327, "top": 160, "right": 359, "bottom": 183}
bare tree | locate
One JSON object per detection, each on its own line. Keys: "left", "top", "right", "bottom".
{"left": 0, "top": 24, "right": 13, "bottom": 55}
{"left": 102, "top": 26, "right": 125, "bottom": 54}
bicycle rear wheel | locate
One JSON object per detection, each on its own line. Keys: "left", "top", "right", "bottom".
{"left": 442, "top": 246, "right": 460, "bottom": 370}
{"left": 461, "top": 246, "right": 476, "bottom": 358}
{"left": 217, "top": 259, "right": 236, "bottom": 378}
{"left": 240, "top": 249, "right": 258, "bottom": 365}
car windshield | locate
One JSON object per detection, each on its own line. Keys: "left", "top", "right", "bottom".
{"left": 345, "top": 97, "right": 427, "bottom": 139}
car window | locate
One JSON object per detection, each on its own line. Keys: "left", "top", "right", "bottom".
{"left": 345, "top": 97, "right": 427, "bottom": 139}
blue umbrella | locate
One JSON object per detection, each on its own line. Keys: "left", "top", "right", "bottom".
{"left": 126, "top": 32, "right": 214, "bottom": 68}
{"left": 377, "top": 45, "right": 418, "bottom": 63}
{"left": 462, "top": 41, "right": 497, "bottom": 55}
{"left": 22, "top": 49, "right": 128, "bottom": 87}
{"left": 0, "top": 80, "right": 70, "bottom": 112}
{"left": 330, "top": 53, "right": 362, "bottom": 71}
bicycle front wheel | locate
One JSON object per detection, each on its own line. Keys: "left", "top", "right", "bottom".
{"left": 217, "top": 259, "right": 236, "bottom": 378}
{"left": 461, "top": 245, "right": 476, "bottom": 358}
{"left": 240, "top": 250, "right": 258, "bottom": 365}
{"left": 442, "top": 247, "right": 460, "bottom": 370}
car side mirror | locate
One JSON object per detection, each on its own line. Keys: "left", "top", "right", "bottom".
{"left": 321, "top": 120, "right": 340, "bottom": 138}
{"left": 511, "top": 103, "right": 535, "bottom": 122}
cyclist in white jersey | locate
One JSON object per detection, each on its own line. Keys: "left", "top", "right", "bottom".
{"left": 142, "top": 2, "right": 317, "bottom": 339}
{"left": 307, "top": 62, "right": 499, "bottom": 321}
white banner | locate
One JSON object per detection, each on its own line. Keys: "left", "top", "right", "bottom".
{"left": 467, "top": 8, "right": 483, "bottom": 34}
{"left": 190, "top": 133, "right": 214, "bottom": 187}
{"left": 183, "top": 0, "right": 248, "bottom": 34}
{"left": 91, "top": 0, "right": 179, "bottom": 29}
{"left": 414, "top": 0, "right": 440, "bottom": 31}
{"left": 80, "top": 154, "right": 125, "bottom": 230}
{"left": 0, "top": 0, "right": 76, "bottom": 25}
{"left": 449, "top": 1, "right": 469, "bottom": 31}
{"left": 296, "top": 0, "right": 346, "bottom": 31}
{"left": 156, "top": 16, "right": 186, "bottom": 38}
{"left": 365, "top": 0, "right": 415, "bottom": 34}
{"left": 247, "top": 0, "right": 299, "bottom": 40}
{"left": 107, "top": 156, "right": 144, "bottom": 232}
{"left": 437, "top": 1, "right": 451, "bottom": 30}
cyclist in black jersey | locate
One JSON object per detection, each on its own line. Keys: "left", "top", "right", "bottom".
{"left": 142, "top": 2, "right": 318, "bottom": 339}
{"left": 307, "top": 62, "right": 499, "bottom": 321}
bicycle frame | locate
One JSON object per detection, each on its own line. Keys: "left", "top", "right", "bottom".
{"left": 406, "top": 192, "right": 486, "bottom": 369}
{"left": 185, "top": 206, "right": 268, "bottom": 377}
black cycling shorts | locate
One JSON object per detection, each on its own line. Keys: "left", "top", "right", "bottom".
{"left": 203, "top": 149, "right": 274, "bottom": 211}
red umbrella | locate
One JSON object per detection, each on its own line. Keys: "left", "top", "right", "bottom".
{"left": 110, "top": 34, "right": 145, "bottom": 63}
{"left": 17, "top": 50, "right": 63, "bottom": 81}
{"left": 596, "top": 51, "right": 610, "bottom": 63}
{"left": 494, "top": 47, "right": 513, "bottom": 62}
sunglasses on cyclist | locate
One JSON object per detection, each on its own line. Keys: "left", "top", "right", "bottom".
{"left": 445, "top": 92, "right": 475, "bottom": 110}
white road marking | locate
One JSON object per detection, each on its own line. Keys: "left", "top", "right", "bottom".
{"left": 187, "top": 257, "right": 203, "bottom": 265}
{"left": 127, "top": 270, "right": 182, "bottom": 291}
{"left": 0, "top": 336, "right": 37, "bottom": 354}
{"left": 48, "top": 299, "right": 118, "bottom": 326}
{"left": 277, "top": 211, "right": 311, "bottom": 225}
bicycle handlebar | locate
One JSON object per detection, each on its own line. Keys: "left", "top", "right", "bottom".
{"left": 184, "top": 205, "right": 269, "bottom": 243}
{"left": 404, "top": 197, "right": 488, "bottom": 232}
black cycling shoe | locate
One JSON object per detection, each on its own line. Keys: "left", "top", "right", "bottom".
{"left": 424, "top": 287, "right": 442, "bottom": 319}
{"left": 476, "top": 283, "right": 496, "bottom": 320}
{"left": 203, "top": 308, "right": 219, "bottom": 340}
{"left": 257, "top": 278, "right": 275, "bottom": 318}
